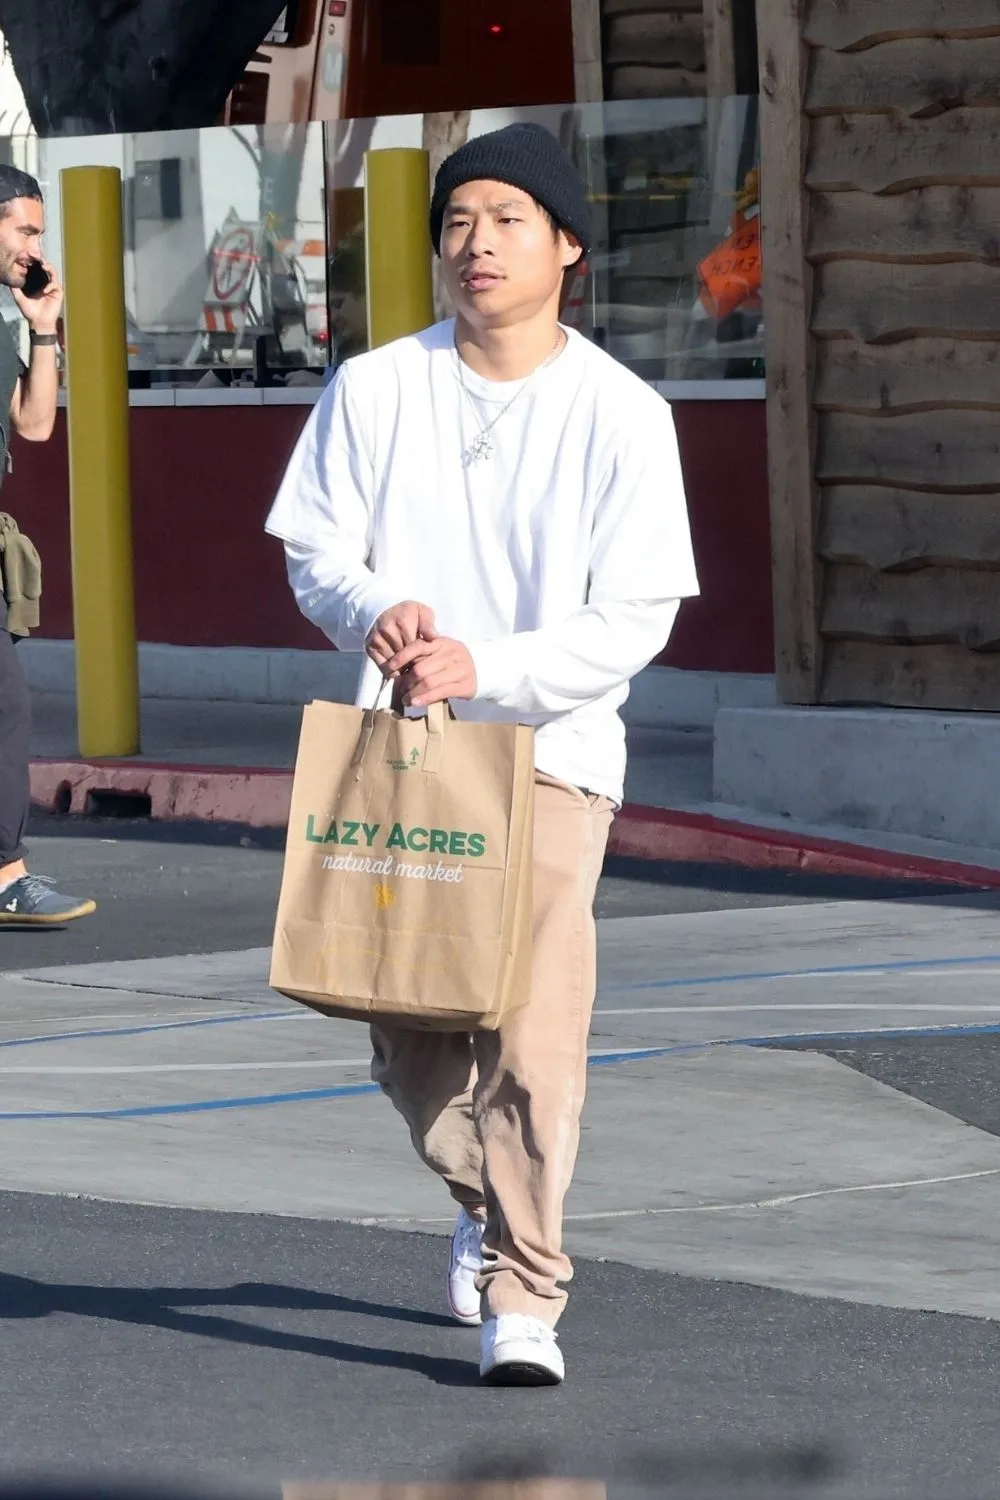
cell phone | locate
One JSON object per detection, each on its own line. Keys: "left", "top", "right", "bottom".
{"left": 22, "top": 262, "right": 51, "bottom": 299}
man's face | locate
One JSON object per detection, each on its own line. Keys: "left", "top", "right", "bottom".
{"left": 440, "top": 179, "right": 581, "bottom": 329}
{"left": 0, "top": 196, "right": 45, "bottom": 290}
{"left": 330, "top": 288, "right": 366, "bottom": 346}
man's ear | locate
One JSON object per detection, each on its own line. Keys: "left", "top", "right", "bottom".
{"left": 559, "top": 229, "right": 584, "bottom": 271}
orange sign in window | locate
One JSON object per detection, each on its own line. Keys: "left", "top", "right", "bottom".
{"left": 697, "top": 212, "right": 761, "bottom": 323}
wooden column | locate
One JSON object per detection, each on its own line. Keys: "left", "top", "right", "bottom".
{"left": 422, "top": 111, "right": 470, "bottom": 322}
{"left": 602, "top": 1, "right": 707, "bottom": 99}
{"left": 758, "top": 0, "right": 821, "bottom": 703}
{"left": 803, "top": 0, "right": 1000, "bottom": 712}
{"left": 703, "top": 0, "right": 736, "bottom": 98}
{"left": 572, "top": 0, "right": 604, "bottom": 102}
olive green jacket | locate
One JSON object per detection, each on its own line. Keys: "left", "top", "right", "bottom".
{"left": 0, "top": 512, "right": 41, "bottom": 637}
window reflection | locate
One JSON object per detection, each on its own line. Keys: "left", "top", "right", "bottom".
{"left": 30, "top": 96, "right": 763, "bottom": 389}
{"left": 323, "top": 98, "right": 764, "bottom": 388}
{"left": 40, "top": 121, "right": 329, "bottom": 388}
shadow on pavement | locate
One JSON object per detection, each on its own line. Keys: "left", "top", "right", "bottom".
{"left": 0, "top": 1273, "right": 475, "bottom": 1387}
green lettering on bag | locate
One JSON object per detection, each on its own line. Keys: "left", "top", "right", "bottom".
{"left": 324, "top": 820, "right": 487, "bottom": 855}
{"left": 307, "top": 815, "right": 373, "bottom": 846}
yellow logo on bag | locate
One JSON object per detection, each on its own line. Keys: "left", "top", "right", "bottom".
{"left": 374, "top": 882, "right": 395, "bottom": 911}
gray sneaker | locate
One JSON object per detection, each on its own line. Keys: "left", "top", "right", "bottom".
{"left": 0, "top": 874, "right": 97, "bottom": 927}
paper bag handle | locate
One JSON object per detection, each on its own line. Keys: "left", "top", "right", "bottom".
{"left": 351, "top": 677, "right": 399, "bottom": 776}
{"left": 422, "top": 700, "right": 447, "bottom": 775}
{"left": 352, "top": 682, "right": 451, "bottom": 779}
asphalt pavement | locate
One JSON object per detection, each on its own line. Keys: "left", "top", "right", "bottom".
{"left": 3, "top": 1191, "right": 999, "bottom": 1494}
{"left": 2, "top": 819, "right": 1000, "bottom": 1495}
{"left": 3, "top": 815, "right": 976, "bottom": 965}
{"left": 782, "top": 1033, "right": 1000, "bottom": 1139}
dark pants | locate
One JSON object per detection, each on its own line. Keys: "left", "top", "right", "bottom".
{"left": 0, "top": 600, "right": 30, "bottom": 866}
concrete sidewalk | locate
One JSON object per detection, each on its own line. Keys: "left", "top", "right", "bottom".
{"left": 5, "top": 894, "right": 1000, "bottom": 1321}
{"left": 28, "top": 691, "right": 1000, "bottom": 888}
{"left": 29, "top": 693, "right": 714, "bottom": 801}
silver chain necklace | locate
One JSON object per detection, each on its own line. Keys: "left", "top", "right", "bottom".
{"left": 456, "top": 332, "right": 565, "bottom": 467}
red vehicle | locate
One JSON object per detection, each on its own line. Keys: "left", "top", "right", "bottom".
{"left": 225, "top": 0, "right": 575, "bottom": 126}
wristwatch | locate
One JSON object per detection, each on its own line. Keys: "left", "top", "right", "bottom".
{"left": 29, "top": 332, "right": 58, "bottom": 346}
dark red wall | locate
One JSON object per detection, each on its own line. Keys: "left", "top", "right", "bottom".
{"left": 665, "top": 402, "right": 774, "bottom": 674}
{"left": 7, "top": 407, "right": 318, "bottom": 650}
{"left": 5, "top": 399, "right": 774, "bottom": 673}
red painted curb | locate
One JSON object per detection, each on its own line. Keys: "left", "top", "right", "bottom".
{"left": 30, "top": 758, "right": 293, "bottom": 829}
{"left": 608, "top": 803, "right": 1000, "bottom": 889}
{"left": 29, "top": 757, "right": 1000, "bottom": 889}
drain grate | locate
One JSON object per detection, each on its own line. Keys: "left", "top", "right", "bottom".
{"left": 84, "top": 789, "right": 153, "bottom": 819}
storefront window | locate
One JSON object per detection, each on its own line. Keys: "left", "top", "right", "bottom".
{"left": 25, "top": 93, "right": 762, "bottom": 392}
{"left": 37, "top": 121, "right": 329, "bottom": 387}
{"left": 324, "top": 97, "right": 763, "bottom": 387}
{"left": 577, "top": 95, "right": 762, "bottom": 383}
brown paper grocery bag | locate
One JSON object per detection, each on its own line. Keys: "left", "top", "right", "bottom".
{"left": 269, "top": 697, "right": 534, "bottom": 1030}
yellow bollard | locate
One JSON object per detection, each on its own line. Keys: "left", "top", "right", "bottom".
{"left": 364, "top": 149, "right": 434, "bottom": 349}
{"left": 60, "top": 166, "right": 139, "bottom": 758}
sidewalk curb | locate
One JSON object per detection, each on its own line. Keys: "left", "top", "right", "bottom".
{"left": 29, "top": 757, "right": 1000, "bottom": 889}
{"left": 610, "top": 804, "right": 1000, "bottom": 888}
{"left": 29, "top": 758, "right": 294, "bottom": 830}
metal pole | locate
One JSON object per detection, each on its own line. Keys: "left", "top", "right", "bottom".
{"left": 363, "top": 148, "right": 433, "bottom": 349}
{"left": 60, "top": 166, "right": 139, "bottom": 758}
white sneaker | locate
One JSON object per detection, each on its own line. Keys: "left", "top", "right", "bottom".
{"left": 479, "top": 1313, "right": 565, "bottom": 1386}
{"left": 447, "top": 1208, "right": 485, "bottom": 1326}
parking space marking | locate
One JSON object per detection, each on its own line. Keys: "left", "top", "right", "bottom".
{"left": 4, "top": 1023, "right": 1000, "bottom": 1120}
{"left": 357, "top": 1166, "right": 1000, "bottom": 1230}
{"left": 560, "top": 1167, "right": 1000, "bottom": 1221}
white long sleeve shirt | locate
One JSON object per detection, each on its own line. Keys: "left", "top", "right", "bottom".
{"left": 265, "top": 319, "right": 699, "bottom": 803}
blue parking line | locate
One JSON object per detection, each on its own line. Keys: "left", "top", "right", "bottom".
{"left": 588, "top": 1043, "right": 706, "bottom": 1065}
{"left": 0, "top": 1050, "right": 692, "bottom": 1119}
{"left": 609, "top": 951, "right": 1000, "bottom": 993}
{"left": 0, "top": 1081, "right": 380, "bottom": 1120}
{"left": 6, "top": 1023, "right": 1000, "bottom": 1120}
{"left": 4, "top": 944, "right": 1000, "bottom": 1122}
{"left": 586, "top": 1020, "right": 1000, "bottom": 1069}
{"left": 6, "top": 948, "right": 1000, "bottom": 1056}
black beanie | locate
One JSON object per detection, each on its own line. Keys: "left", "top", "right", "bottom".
{"left": 430, "top": 123, "right": 592, "bottom": 257}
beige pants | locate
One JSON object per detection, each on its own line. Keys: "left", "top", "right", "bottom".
{"left": 370, "top": 773, "right": 615, "bottom": 1327}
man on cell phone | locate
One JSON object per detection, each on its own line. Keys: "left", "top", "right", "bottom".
{"left": 0, "top": 165, "right": 95, "bottom": 927}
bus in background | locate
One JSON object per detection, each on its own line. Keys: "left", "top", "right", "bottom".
{"left": 224, "top": 0, "right": 576, "bottom": 126}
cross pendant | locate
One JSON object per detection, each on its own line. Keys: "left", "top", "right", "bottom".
{"left": 466, "top": 430, "right": 494, "bottom": 465}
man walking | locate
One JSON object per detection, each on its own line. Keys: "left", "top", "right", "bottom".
{"left": 267, "top": 125, "right": 697, "bottom": 1384}
{"left": 0, "top": 166, "right": 95, "bottom": 927}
